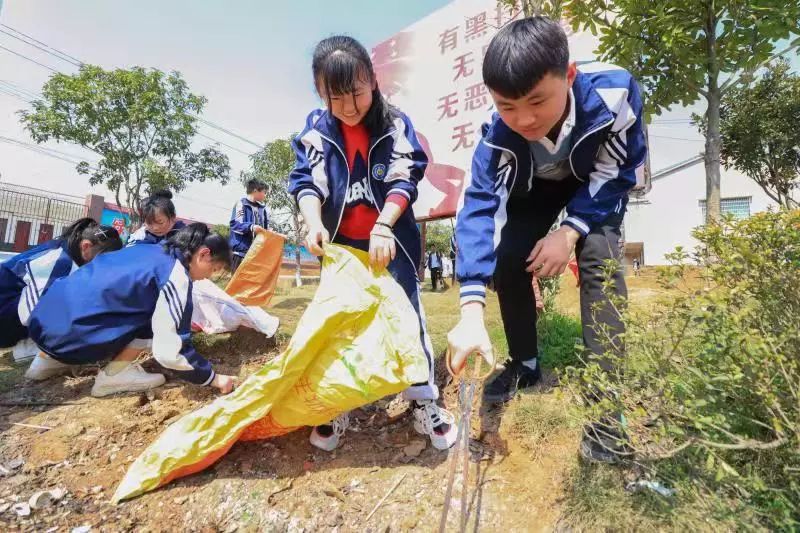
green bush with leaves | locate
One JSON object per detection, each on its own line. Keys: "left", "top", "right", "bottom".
{"left": 565, "top": 209, "right": 800, "bottom": 529}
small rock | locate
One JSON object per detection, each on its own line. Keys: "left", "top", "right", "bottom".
{"left": 7, "top": 458, "right": 24, "bottom": 470}
{"left": 29, "top": 488, "right": 67, "bottom": 509}
{"left": 239, "top": 460, "right": 253, "bottom": 473}
{"left": 71, "top": 526, "right": 91, "bottom": 533}
{"left": 326, "top": 512, "right": 344, "bottom": 528}
{"left": 322, "top": 485, "right": 346, "bottom": 502}
{"left": 90, "top": 485, "right": 103, "bottom": 495}
{"left": 403, "top": 439, "right": 426, "bottom": 458}
{"left": 302, "top": 460, "right": 314, "bottom": 472}
{"left": 12, "top": 502, "right": 31, "bottom": 517}
{"left": 173, "top": 495, "right": 188, "bottom": 505}
{"left": 61, "top": 422, "right": 85, "bottom": 438}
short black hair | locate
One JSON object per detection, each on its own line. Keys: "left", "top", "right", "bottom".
{"left": 483, "top": 16, "right": 570, "bottom": 99}
{"left": 246, "top": 179, "right": 267, "bottom": 194}
{"left": 140, "top": 190, "right": 176, "bottom": 224}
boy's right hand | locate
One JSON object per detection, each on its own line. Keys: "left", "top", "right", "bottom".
{"left": 446, "top": 302, "right": 494, "bottom": 374}
{"left": 305, "top": 224, "right": 330, "bottom": 257}
{"left": 212, "top": 374, "right": 236, "bottom": 394}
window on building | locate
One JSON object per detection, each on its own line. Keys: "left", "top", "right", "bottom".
{"left": 699, "top": 196, "right": 752, "bottom": 220}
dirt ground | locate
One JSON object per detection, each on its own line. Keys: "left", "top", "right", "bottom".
{"left": 1, "top": 271, "right": 673, "bottom": 532}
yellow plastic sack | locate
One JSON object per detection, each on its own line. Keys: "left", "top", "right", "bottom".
{"left": 225, "top": 227, "right": 285, "bottom": 307}
{"left": 113, "top": 244, "right": 428, "bottom": 502}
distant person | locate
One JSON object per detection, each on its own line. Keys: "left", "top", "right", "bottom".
{"left": 229, "top": 179, "right": 268, "bottom": 272}
{"left": 449, "top": 233, "right": 457, "bottom": 283}
{"left": 126, "top": 190, "right": 186, "bottom": 246}
{"left": 288, "top": 35, "right": 456, "bottom": 452}
{"left": 633, "top": 258, "right": 640, "bottom": 277}
{"left": 26, "top": 224, "right": 236, "bottom": 397}
{"left": 0, "top": 218, "right": 122, "bottom": 361}
{"left": 427, "top": 248, "right": 443, "bottom": 291}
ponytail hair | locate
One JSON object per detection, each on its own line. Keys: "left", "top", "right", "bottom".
{"left": 140, "top": 190, "right": 176, "bottom": 224}
{"left": 60, "top": 217, "right": 123, "bottom": 266}
{"left": 163, "top": 223, "right": 231, "bottom": 267}
{"left": 312, "top": 35, "right": 396, "bottom": 134}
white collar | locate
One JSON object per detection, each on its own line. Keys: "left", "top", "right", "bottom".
{"left": 535, "top": 88, "right": 575, "bottom": 155}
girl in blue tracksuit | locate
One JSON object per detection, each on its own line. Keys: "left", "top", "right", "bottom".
{"left": 0, "top": 217, "right": 123, "bottom": 359}
{"left": 288, "top": 35, "right": 455, "bottom": 452}
{"left": 126, "top": 190, "right": 186, "bottom": 246}
{"left": 26, "top": 223, "right": 237, "bottom": 398}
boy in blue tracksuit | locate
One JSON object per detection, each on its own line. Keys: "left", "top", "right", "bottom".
{"left": 289, "top": 35, "right": 456, "bottom": 452}
{"left": 447, "top": 17, "right": 647, "bottom": 461}
{"left": 0, "top": 218, "right": 122, "bottom": 360}
{"left": 229, "top": 179, "right": 268, "bottom": 272}
{"left": 25, "top": 224, "right": 236, "bottom": 398}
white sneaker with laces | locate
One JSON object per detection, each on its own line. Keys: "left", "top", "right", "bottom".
{"left": 12, "top": 338, "right": 39, "bottom": 363}
{"left": 91, "top": 363, "right": 165, "bottom": 398}
{"left": 24, "top": 353, "right": 71, "bottom": 381}
{"left": 309, "top": 412, "right": 350, "bottom": 452}
{"left": 412, "top": 400, "right": 458, "bottom": 450}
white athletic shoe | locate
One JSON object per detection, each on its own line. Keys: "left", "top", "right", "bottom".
{"left": 24, "top": 353, "right": 71, "bottom": 381}
{"left": 309, "top": 412, "right": 350, "bottom": 452}
{"left": 12, "top": 338, "right": 40, "bottom": 363}
{"left": 91, "top": 363, "right": 165, "bottom": 398}
{"left": 412, "top": 400, "right": 458, "bottom": 450}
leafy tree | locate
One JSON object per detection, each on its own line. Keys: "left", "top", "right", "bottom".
{"left": 241, "top": 135, "right": 305, "bottom": 286}
{"left": 424, "top": 219, "right": 453, "bottom": 254}
{"left": 718, "top": 60, "right": 799, "bottom": 209}
{"left": 19, "top": 65, "right": 230, "bottom": 225}
{"left": 497, "top": 0, "right": 564, "bottom": 18}
{"left": 556, "top": 0, "right": 800, "bottom": 222}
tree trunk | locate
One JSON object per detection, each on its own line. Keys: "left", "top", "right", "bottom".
{"left": 704, "top": 89, "right": 723, "bottom": 223}
{"left": 703, "top": 4, "right": 722, "bottom": 223}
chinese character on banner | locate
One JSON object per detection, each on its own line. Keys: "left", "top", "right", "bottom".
{"left": 451, "top": 123, "right": 475, "bottom": 151}
{"left": 438, "top": 93, "right": 459, "bottom": 120}
{"left": 493, "top": 3, "right": 522, "bottom": 28}
{"left": 465, "top": 12, "right": 488, "bottom": 41}
{"left": 439, "top": 26, "right": 458, "bottom": 54}
{"left": 464, "top": 83, "right": 489, "bottom": 111}
{"left": 452, "top": 52, "right": 474, "bottom": 81}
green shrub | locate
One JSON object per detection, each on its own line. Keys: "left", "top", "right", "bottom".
{"left": 565, "top": 210, "right": 800, "bottom": 530}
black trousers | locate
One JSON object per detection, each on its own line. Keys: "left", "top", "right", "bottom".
{"left": 230, "top": 253, "right": 245, "bottom": 273}
{"left": 493, "top": 176, "right": 627, "bottom": 370}
{"left": 430, "top": 267, "right": 443, "bottom": 291}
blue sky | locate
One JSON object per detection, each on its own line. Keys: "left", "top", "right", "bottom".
{"left": 0, "top": 0, "right": 452, "bottom": 222}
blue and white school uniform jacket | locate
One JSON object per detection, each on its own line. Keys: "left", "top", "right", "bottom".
{"left": 0, "top": 239, "right": 77, "bottom": 334}
{"left": 287, "top": 109, "right": 428, "bottom": 272}
{"left": 229, "top": 198, "right": 268, "bottom": 257}
{"left": 456, "top": 63, "right": 647, "bottom": 306}
{"left": 126, "top": 220, "right": 187, "bottom": 247}
{"left": 28, "top": 244, "right": 215, "bottom": 385}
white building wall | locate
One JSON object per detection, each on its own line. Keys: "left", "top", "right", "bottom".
{"left": 625, "top": 165, "right": 779, "bottom": 265}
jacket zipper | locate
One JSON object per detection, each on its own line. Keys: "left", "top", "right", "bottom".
{"left": 568, "top": 118, "right": 615, "bottom": 182}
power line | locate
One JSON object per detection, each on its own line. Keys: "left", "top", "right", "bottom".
{"left": 0, "top": 25, "right": 263, "bottom": 150}
{"left": 0, "top": 27, "right": 82, "bottom": 67}
{"left": 650, "top": 134, "right": 704, "bottom": 142}
{"left": 0, "top": 23, "right": 85, "bottom": 65}
{"left": 0, "top": 43, "right": 59, "bottom": 72}
{"left": 195, "top": 131, "right": 252, "bottom": 156}
{"left": 193, "top": 116, "right": 262, "bottom": 149}
{"left": 0, "top": 135, "right": 99, "bottom": 170}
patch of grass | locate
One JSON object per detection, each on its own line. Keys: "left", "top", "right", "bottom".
{"left": 509, "top": 394, "right": 573, "bottom": 454}
{"left": 0, "top": 352, "right": 26, "bottom": 395}
{"left": 561, "top": 461, "right": 751, "bottom": 532}
{"left": 538, "top": 312, "right": 582, "bottom": 370}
